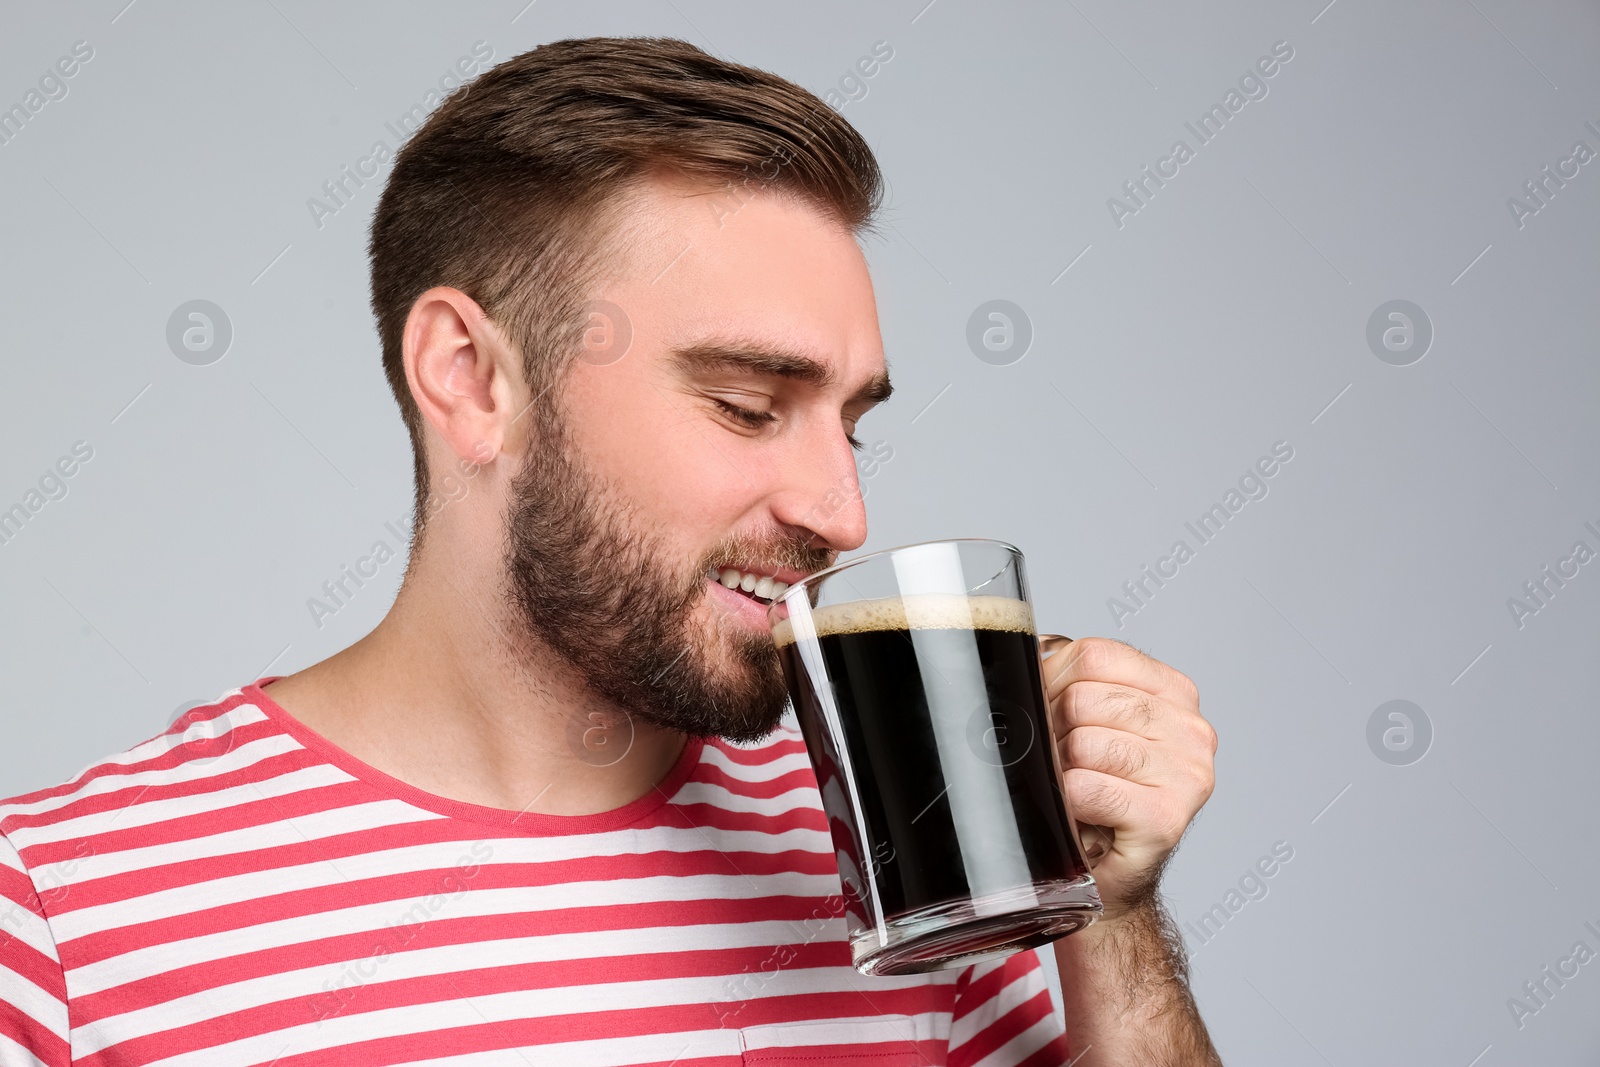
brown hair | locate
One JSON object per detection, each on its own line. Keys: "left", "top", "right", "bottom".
{"left": 367, "top": 36, "right": 883, "bottom": 542}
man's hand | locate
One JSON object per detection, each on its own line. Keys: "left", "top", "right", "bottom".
{"left": 1040, "top": 634, "right": 1222, "bottom": 1064}
{"left": 1039, "top": 635, "right": 1216, "bottom": 920}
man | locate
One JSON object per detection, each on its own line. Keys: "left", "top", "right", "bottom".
{"left": 0, "top": 37, "right": 1220, "bottom": 1065}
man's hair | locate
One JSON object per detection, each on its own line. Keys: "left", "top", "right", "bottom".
{"left": 367, "top": 36, "right": 883, "bottom": 541}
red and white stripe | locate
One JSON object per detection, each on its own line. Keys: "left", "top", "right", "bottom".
{"left": 0, "top": 681, "right": 1072, "bottom": 1065}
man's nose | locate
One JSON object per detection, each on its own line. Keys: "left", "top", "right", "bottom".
{"left": 771, "top": 433, "right": 868, "bottom": 552}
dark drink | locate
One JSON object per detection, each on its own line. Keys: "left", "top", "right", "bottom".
{"left": 775, "top": 592, "right": 1098, "bottom": 974}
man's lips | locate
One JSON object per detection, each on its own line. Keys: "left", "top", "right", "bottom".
{"left": 706, "top": 576, "right": 781, "bottom": 628}
{"left": 705, "top": 563, "right": 811, "bottom": 606}
{"left": 702, "top": 558, "right": 824, "bottom": 630}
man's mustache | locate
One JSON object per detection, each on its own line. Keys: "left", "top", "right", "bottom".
{"left": 698, "top": 535, "right": 836, "bottom": 581}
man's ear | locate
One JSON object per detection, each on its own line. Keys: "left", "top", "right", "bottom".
{"left": 402, "top": 287, "right": 523, "bottom": 468}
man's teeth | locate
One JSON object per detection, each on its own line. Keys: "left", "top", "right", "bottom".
{"left": 710, "top": 567, "right": 790, "bottom": 602}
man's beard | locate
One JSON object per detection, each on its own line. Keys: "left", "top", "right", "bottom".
{"left": 502, "top": 406, "right": 834, "bottom": 745}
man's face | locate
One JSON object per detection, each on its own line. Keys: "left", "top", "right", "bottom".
{"left": 503, "top": 177, "right": 890, "bottom": 743}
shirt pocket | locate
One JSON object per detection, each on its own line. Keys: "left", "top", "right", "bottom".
{"left": 739, "top": 1014, "right": 944, "bottom": 1066}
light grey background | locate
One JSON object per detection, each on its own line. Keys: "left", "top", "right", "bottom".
{"left": 2, "top": 1, "right": 1597, "bottom": 1063}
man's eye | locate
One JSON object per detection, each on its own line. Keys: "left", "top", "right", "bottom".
{"left": 711, "top": 398, "right": 864, "bottom": 451}
{"left": 711, "top": 398, "right": 776, "bottom": 428}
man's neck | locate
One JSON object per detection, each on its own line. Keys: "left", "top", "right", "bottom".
{"left": 260, "top": 551, "right": 690, "bottom": 818}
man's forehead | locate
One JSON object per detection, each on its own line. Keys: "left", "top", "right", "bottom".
{"left": 612, "top": 172, "right": 865, "bottom": 271}
{"left": 594, "top": 175, "right": 889, "bottom": 401}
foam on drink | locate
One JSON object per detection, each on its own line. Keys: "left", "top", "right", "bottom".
{"left": 771, "top": 593, "right": 1034, "bottom": 647}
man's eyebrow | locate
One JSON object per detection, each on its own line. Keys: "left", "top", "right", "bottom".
{"left": 670, "top": 343, "right": 893, "bottom": 404}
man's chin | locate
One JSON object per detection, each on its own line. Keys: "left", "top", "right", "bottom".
{"left": 640, "top": 639, "right": 791, "bottom": 744}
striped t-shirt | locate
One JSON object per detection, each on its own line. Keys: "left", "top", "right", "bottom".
{"left": 0, "top": 680, "right": 1073, "bottom": 1065}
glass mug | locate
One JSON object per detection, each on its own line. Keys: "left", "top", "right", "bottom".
{"left": 769, "top": 538, "right": 1102, "bottom": 977}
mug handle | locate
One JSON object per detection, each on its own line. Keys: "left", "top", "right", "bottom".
{"left": 1038, "top": 632, "right": 1074, "bottom": 656}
